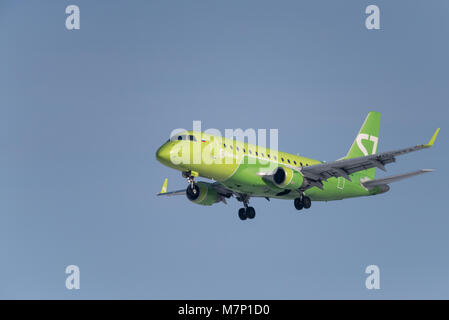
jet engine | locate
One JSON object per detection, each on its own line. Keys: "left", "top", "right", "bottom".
{"left": 263, "top": 166, "right": 305, "bottom": 189}
{"left": 186, "top": 181, "right": 223, "bottom": 206}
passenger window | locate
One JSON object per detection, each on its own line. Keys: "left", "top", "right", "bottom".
{"left": 300, "top": 162, "right": 303, "bottom": 166}
{"left": 243, "top": 148, "right": 246, "bottom": 153}
{"left": 261, "top": 153, "right": 264, "bottom": 157}
{"left": 294, "top": 160, "right": 297, "bottom": 165}
{"left": 236, "top": 146, "right": 239, "bottom": 151}
{"left": 255, "top": 152, "right": 258, "bottom": 156}
{"left": 230, "top": 145, "right": 233, "bottom": 150}
{"left": 224, "top": 143, "right": 226, "bottom": 148}
{"left": 281, "top": 158, "right": 284, "bottom": 162}
{"left": 287, "top": 159, "right": 291, "bottom": 163}
{"left": 267, "top": 154, "right": 270, "bottom": 158}
{"left": 274, "top": 156, "right": 277, "bottom": 160}
{"left": 249, "top": 150, "right": 252, "bottom": 154}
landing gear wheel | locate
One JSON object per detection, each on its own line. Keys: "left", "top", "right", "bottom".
{"left": 186, "top": 183, "right": 200, "bottom": 201}
{"left": 294, "top": 198, "right": 304, "bottom": 210}
{"left": 303, "top": 196, "right": 312, "bottom": 209}
{"left": 238, "top": 208, "right": 247, "bottom": 220}
{"left": 246, "top": 207, "right": 256, "bottom": 219}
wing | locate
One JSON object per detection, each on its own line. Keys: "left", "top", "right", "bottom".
{"left": 156, "top": 178, "right": 234, "bottom": 200}
{"left": 298, "top": 128, "right": 439, "bottom": 190}
{"left": 157, "top": 189, "right": 186, "bottom": 196}
{"left": 361, "top": 169, "right": 434, "bottom": 190}
{"left": 157, "top": 178, "right": 185, "bottom": 196}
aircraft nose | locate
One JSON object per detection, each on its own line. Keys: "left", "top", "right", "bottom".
{"left": 156, "top": 144, "right": 170, "bottom": 163}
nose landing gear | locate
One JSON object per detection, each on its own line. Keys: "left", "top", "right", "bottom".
{"left": 186, "top": 183, "right": 200, "bottom": 200}
{"left": 182, "top": 171, "right": 196, "bottom": 189}
{"left": 183, "top": 171, "right": 200, "bottom": 200}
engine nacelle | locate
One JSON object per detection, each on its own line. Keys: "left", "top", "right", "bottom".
{"left": 264, "top": 166, "right": 305, "bottom": 189}
{"left": 186, "top": 181, "right": 221, "bottom": 206}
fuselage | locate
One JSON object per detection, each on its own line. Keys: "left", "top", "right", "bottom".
{"left": 156, "top": 131, "right": 383, "bottom": 201}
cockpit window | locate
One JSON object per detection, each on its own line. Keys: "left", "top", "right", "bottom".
{"left": 170, "top": 134, "right": 197, "bottom": 142}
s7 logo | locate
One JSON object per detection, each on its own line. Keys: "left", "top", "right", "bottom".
{"left": 356, "top": 134, "right": 378, "bottom": 156}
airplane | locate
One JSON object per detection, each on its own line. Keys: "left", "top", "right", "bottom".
{"left": 156, "top": 111, "right": 439, "bottom": 220}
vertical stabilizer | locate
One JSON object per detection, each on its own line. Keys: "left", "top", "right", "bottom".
{"left": 344, "top": 111, "right": 381, "bottom": 179}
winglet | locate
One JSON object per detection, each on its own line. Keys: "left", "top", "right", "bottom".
{"left": 425, "top": 128, "right": 440, "bottom": 147}
{"left": 160, "top": 178, "right": 168, "bottom": 194}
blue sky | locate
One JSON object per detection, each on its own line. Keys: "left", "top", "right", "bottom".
{"left": 0, "top": 0, "right": 448, "bottom": 299}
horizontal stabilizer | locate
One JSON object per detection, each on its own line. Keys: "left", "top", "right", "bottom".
{"left": 361, "top": 169, "right": 434, "bottom": 189}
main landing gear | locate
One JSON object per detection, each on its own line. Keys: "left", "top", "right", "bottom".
{"left": 294, "top": 194, "right": 312, "bottom": 211}
{"left": 237, "top": 195, "right": 256, "bottom": 221}
{"left": 238, "top": 206, "right": 256, "bottom": 221}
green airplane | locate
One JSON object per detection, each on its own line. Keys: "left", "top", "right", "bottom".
{"left": 156, "top": 112, "right": 439, "bottom": 220}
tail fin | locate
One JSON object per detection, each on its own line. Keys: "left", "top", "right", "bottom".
{"left": 344, "top": 111, "right": 381, "bottom": 179}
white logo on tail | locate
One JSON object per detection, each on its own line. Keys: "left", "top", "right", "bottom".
{"left": 356, "top": 134, "right": 378, "bottom": 156}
